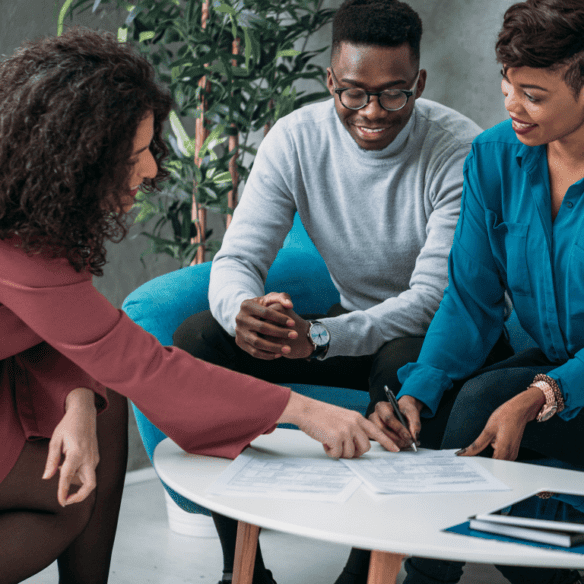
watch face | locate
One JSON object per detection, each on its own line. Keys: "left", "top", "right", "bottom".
{"left": 539, "top": 405, "right": 557, "bottom": 422}
{"left": 310, "top": 322, "right": 330, "bottom": 347}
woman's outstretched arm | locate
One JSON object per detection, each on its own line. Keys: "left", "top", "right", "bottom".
{"left": 0, "top": 240, "right": 392, "bottom": 460}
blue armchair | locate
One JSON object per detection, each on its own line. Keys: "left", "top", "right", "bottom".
{"left": 122, "top": 215, "right": 537, "bottom": 528}
{"left": 122, "top": 216, "right": 374, "bottom": 524}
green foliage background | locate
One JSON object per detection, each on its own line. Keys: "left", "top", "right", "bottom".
{"left": 60, "top": 0, "right": 334, "bottom": 265}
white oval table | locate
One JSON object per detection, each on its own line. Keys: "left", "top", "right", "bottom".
{"left": 154, "top": 428, "right": 584, "bottom": 584}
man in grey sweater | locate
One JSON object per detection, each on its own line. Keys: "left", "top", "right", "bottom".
{"left": 174, "top": 1, "right": 511, "bottom": 583}
{"left": 176, "top": 0, "right": 484, "bottom": 418}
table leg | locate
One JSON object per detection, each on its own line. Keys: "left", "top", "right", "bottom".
{"left": 367, "top": 550, "right": 405, "bottom": 584}
{"left": 232, "top": 521, "right": 260, "bottom": 584}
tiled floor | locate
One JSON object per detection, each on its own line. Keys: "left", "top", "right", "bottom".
{"left": 23, "top": 476, "right": 508, "bottom": 584}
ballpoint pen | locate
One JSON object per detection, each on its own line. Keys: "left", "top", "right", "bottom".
{"left": 384, "top": 385, "right": 418, "bottom": 452}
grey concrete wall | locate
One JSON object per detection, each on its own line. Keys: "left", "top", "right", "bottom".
{"left": 2, "top": 0, "right": 515, "bottom": 471}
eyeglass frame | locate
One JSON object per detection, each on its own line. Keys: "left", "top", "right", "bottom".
{"left": 329, "top": 67, "right": 420, "bottom": 112}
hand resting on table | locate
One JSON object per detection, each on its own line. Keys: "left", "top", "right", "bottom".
{"left": 279, "top": 391, "right": 400, "bottom": 458}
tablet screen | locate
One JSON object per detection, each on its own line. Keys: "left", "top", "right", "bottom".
{"left": 475, "top": 491, "right": 584, "bottom": 534}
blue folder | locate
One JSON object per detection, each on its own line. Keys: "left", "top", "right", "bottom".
{"left": 445, "top": 520, "right": 584, "bottom": 555}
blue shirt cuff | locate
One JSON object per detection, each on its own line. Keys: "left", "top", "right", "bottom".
{"left": 547, "top": 361, "right": 584, "bottom": 421}
{"left": 397, "top": 362, "right": 453, "bottom": 417}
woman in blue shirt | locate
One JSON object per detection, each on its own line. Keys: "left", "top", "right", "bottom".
{"left": 370, "top": 1, "right": 584, "bottom": 583}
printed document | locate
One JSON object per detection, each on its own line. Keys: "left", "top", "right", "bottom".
{"left": 208, "top": 448, "right": 361, "bottom": 502}
{"left": 342, "top": 448, "right": 510, "bottom": 495}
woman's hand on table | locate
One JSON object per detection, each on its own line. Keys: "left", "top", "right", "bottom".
{"left": 368, "top": 395, "right": 423, "bottom": 450}
{"left": 456, "top": 386, "right": 546, "bottom": 461}
{"left": 278, "top": 391, "right": 400, "bottom": 458}
{"left": 43, "top": 387, "right": 99, "bottom": 506}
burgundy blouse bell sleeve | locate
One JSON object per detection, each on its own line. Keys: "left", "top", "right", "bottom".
{"left": 0, "top": 239, "right": 291, "bottom": 469}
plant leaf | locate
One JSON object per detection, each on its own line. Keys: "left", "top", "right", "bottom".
{"left": 197, "top": 124, "right": 226, "bottom": 159}
{"left": 169, "top": 111, "right": 195, "bottom": 156}
{"left": 275, "top": 49, "right": 301, "bottom": 59}
{"left": 57, "top": 0, "right": 75, "bottom": 35}
{"left": 117, "top": 27, "right": 128, "bottom": 42}
{"left": 139, "top": 31, "right": 156, "bottom": 42}
{"left": 212, "top": 171, "right": 233, "bottom": 185}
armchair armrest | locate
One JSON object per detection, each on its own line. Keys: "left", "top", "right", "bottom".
{"left": 123, "top": 262, "right": 212, "bottom": 347}
{"left": 122, "top": 248, "right": 339, "bottom": 348}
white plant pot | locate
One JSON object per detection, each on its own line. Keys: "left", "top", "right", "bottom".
{"left": 164, "top": 491, "right": 218, "bottom": 538}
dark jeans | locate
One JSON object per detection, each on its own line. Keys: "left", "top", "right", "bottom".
{"left": 404, "top": 348, "right": 584, "bottom": 584}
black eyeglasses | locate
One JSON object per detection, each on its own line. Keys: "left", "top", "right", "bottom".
{"left": 330, "top": 67, "right": 419, "bottom": 112}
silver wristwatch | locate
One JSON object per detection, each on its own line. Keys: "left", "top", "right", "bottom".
{"left": 306, "top": 320, "right": 330, "bottom": 361}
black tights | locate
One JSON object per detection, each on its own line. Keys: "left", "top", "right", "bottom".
{"left": 0, "top": 389, "right": 128, "bottom": 584}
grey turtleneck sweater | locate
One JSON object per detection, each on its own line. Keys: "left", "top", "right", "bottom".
{"left": 209, "top": 98, "right": 481, "bottom": 358}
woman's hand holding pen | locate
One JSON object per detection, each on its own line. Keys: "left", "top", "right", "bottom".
{"left": 369, "top": 395, "right": 423, "bottom": 450}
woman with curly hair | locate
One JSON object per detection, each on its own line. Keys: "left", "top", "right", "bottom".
{"left": 0, "top": 27, "right": 393, "bottom": 584}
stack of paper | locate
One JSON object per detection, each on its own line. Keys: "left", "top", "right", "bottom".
{"left": 341, "top": 449, "right": 509, "bottom": 495}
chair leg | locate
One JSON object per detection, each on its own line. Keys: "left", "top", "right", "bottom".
{"left": 233, "top": 521, "right": 260, "bottom": 584}
{"left": 367, "top": 550, "right": 405, "bottom": 584}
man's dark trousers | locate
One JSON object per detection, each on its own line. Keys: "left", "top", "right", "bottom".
{"left": 173, "top": 303, "right": 427, "bottom": 415}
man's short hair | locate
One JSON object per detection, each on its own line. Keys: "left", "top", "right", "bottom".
{"left": 496, "top": 0, "right": 584, "bottom": 97}
{"left": 331, "top": 0, "right": 423, "bottom": 65}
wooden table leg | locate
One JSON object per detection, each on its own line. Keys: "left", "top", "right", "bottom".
{"left": 232, "top": 521, "right": 260, "bottom": 584}
{"left": 367, "top": 550, "right": 405, "bottom": 584}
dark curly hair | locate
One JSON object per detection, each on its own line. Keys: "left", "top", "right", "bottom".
{"left": 0, "top": 26, "right": 173, "bottom": 275}
{"left": 331, "top": 0, "right": 423, "bottom": 65}
{"left": 496, "top": 0, "right": 584, "bottom": 97}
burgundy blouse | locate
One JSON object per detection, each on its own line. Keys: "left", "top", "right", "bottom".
{"left": 0, "top": 238, "right": 290, "bottom": 483}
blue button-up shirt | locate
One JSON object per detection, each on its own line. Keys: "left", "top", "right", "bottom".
{"left": 398, "top": 120, "right": 584, "bottom": 421}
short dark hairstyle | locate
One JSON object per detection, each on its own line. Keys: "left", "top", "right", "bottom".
{"left": 496, "top": 0, "right": 584, "bottom": 96}
{"left": 332, "top": 0, "right": 423, "bottom": 65}
{"left": 0, "top": 27, "right": 173, "bottom": 275}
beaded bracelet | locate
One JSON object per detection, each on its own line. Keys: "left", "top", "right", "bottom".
{"left": 532, "top": 373, "right": 565, "bottom": 413}
{"left": 536, "top": 491, "right": 554, "bottom": 499}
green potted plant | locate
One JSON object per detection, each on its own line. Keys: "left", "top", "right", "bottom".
{"left": 59, "top": 0, "right": 335, "bottom": 265}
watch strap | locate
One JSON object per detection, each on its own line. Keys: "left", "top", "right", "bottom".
{"left": 310, "top": 344, "right": 329, "bottom": 361}
{"left": 533, "top": 374, "right": 564, "bottom": 413}
{"left": 533, "top": 380, "right": 556, "bottom": 422}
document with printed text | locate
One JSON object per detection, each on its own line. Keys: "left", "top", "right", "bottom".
{"left": 208, "top": 449, "right": 362, "bottom": 502}
{"left": 341, "top": 448, "right": 510, "bottom": 495}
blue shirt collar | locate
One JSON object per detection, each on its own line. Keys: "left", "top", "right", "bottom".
{"left": 515, "top": 141, "right": 546, "bottom": 175}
